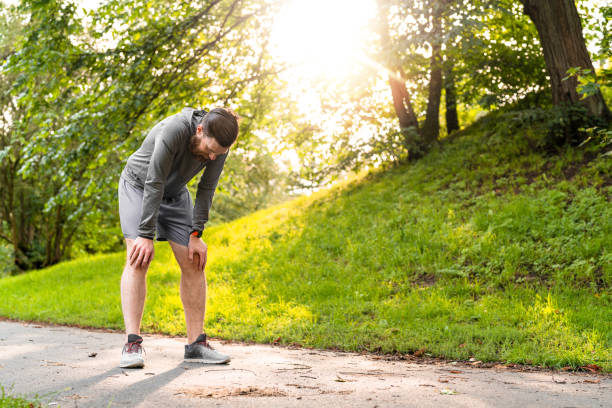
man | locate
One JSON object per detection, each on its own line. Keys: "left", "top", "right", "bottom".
{"left": 117, "top": 107, "right": 238, "bottom": 368}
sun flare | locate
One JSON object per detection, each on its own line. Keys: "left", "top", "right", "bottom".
{"left": 270, "top": 0, "right": 377, "bottom": 79}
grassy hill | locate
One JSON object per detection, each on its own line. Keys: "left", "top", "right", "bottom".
{"left": 1, "top": 110, "right": 611, "bottom": 371}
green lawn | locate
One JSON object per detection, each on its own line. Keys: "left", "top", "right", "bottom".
{"left": 1, "top": 111, "right": 611, "bottom": 371}
{"left": 0, "top": 387, "right": 40, "bottom": 408}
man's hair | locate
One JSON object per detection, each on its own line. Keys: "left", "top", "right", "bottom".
{"left": 199, "top": 107, "right": 239, "bottom": 148}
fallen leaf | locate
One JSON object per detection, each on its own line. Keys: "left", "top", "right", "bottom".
{"left": 458, "top": 343, "right": 465, "bottom": 348}
{"left": 273, "top": 337, "right": 281, "bottom": 344}
{"left": 580, "top": 364, "right": 601, "bottom": 373}
{"left": 583, "top": 379, "right": 600, "bottom": 384}
{"left": 438, "top": 378, "right": 449, "bottom": 383}
{"left": 419, "top": 384, "right": 435, "bottom": 387}
{"left": 413, "top": 348, "right": 426, "bottom": 357}
{"left": 449, "top": 370, "right": 462, "bottom": 374}
{"left": 88, "top": 352, "right": 97, "bottom": 358}
{"left": 335, "top": 375, "right": 347, "bottom": 382}
{"left": 561, "top": 366, "right": 572, "bottom": 371}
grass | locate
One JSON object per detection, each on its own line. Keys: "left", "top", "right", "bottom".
{"left": 0, "top": 387, "right": 40, "bottom": 408}
{"left": 0, "top": 110, "right": 611, "bottom": 371}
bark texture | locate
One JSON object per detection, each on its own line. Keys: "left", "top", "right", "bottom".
{"left": 444, "top": 62, "right": 460, "bottom": 134}
{"left": 389, "top": 72, "right": 419, "bottom": 130}
{"left": 521, "top": 0, "right": 611, "bottom": 121}
{"left": 422, "top": 11, "right": 443, "bottom": 144}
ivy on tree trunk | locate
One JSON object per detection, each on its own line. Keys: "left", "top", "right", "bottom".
{"left": 520, "top": 0, "right": 611, "bottom": 121}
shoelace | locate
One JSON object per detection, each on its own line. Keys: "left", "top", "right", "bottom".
{"left": 124, "top": 341, "right": 146, "bottom": 355}
{"left": 195, "top": 339, "right": 215, "bottom": 350}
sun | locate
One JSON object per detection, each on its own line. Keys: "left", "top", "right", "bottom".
{"left": 269, "top": 0, "right": 377, "bottom": 79}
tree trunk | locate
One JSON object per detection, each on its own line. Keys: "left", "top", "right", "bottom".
{"left": 444, "top": 62, "right": 459, "bottom": 134}
{"left": 388, "top": 71, "right": 419, "bottom": 130}
{"left": 377, "top": 0, "right": 419, "bottom": 130}
{"left": 422, "top": 11, "right": 443, "bottom": 145}
{"left": 521, "top": 0, "right": 611, "bottom": 121}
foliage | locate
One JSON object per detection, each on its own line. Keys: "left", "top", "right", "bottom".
{"left": 205, "top": 133, "right": 293, "bottom": 225}
{"left": 280, "top": 0, "right": 551, "bottom": 186}
{"left": 0, "top": 0, "right": 282, "bottom": 271}
{"left": 1, "top": 112, "right": 610, "bottom": 371}
{"left": 0, "top": 0, "right": 609, "bottom": 272}
{"left": 446, "top": 0, "right": 548, "bottom": 108}
{"left": 0, "top": 386, "right": 40, "bottom": 408}
{"left": 380, "top": 0, "right": 547, "bottom": 110}
{"left": 562, "top": 4, "right": 612, "bottom": 150}
{"left": 565, "top": 67, "right": 605, "bottom": 99}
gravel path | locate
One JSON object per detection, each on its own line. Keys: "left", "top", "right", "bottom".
{"left": 0, "top": 320, "right": 610, "bottom": 407}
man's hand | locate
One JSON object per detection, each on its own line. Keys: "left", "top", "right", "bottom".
{"left": 128, "top": 237, "right": 155, "bottom": 269}
{"left": 188, "top": 235, "right": 208, "bottom": 272}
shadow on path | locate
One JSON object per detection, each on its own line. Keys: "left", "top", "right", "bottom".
{"left": 96, "top": 364, "right": 186, "bottom": 407}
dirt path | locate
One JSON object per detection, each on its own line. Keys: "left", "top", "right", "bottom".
{"left": 0, "top": 321, "right": 609, "bottom": 407}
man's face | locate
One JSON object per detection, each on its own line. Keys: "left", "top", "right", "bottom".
{"left": 190, "top": 124, "right": 229, "bottom": 162}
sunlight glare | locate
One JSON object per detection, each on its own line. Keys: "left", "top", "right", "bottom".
{"left": 270, "top": 0, "right": 377, "bottom": 79}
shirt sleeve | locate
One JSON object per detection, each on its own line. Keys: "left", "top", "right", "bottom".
{"left": 137, "top": 118, "right": 185, "bottom": 239}
{"left": 192, "top": 152, "right": 228, "bottom": 233}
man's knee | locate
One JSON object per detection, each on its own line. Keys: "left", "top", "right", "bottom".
{"left": 123, "top": 259, "right": 149, "bottom": 275}
{"left": 179, "top": 262, "right": 206, "bottom": 277}
{"left": 123, "top": 237, "right": 151, "bottom": 274}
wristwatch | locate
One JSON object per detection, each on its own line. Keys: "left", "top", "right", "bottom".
{"left": 190, "top": 229, "right": 202, "bottom": 238}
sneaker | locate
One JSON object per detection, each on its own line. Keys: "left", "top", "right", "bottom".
{"left": 184, "top": 334, "right": 230, "bottom": 364}
{"left": 119, "top": 334, "right": 145, "bottom": 368}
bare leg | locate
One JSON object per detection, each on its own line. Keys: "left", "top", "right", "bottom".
{"left": 120, "top": 238, "right": 149, "bottom": 342}
{"left": 168, "top": 240, "right": 207, "bottom": 344}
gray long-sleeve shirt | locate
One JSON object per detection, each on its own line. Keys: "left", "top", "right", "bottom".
{"left": 120, "top": 107, "right": 227, "bottom": 239}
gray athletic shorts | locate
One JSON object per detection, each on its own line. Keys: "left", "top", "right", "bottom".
{"left": 118, "top": 175, "right": 192, "bottom": 247}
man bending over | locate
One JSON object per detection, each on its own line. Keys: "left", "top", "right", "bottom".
{"left": 117, "top": 107, "right": 238, "bottom": 368}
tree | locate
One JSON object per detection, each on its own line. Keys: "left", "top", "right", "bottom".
{"left": 421, "top": 3, "right": 444, "bottom": 145}
{"left": 0, "top": 4, "right": 44, "bottom": 269}
{"left": 519, "top": 0, "right": 611, "bottom": 121}
{"left": 377, "top": 0, "right": 418, "bottom": 132}
{"left": 376, "top": 0, "right": 448, "bottom": 157}
{"left": 1, "top": 0, "right": 277, "bottom": 271}
{"left": 444, "top": 61, "right": 460, "bottom": 134}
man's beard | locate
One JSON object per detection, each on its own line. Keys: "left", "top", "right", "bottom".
{"left": 189, "top": 134, "right": 208, "bottom": 163}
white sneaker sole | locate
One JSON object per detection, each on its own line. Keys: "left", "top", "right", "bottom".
{"left": 119, "top": 359, "right": 144, "bottom": 368}
{"left": 184, "top": 357, "right": 230, "bottom": 364}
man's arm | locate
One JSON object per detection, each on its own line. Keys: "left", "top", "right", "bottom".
{"left": 137, "top": 119, "right": 185, "bottom": 239}
{"left": 191, "top": 152, "right": 228, "bottom": 234}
